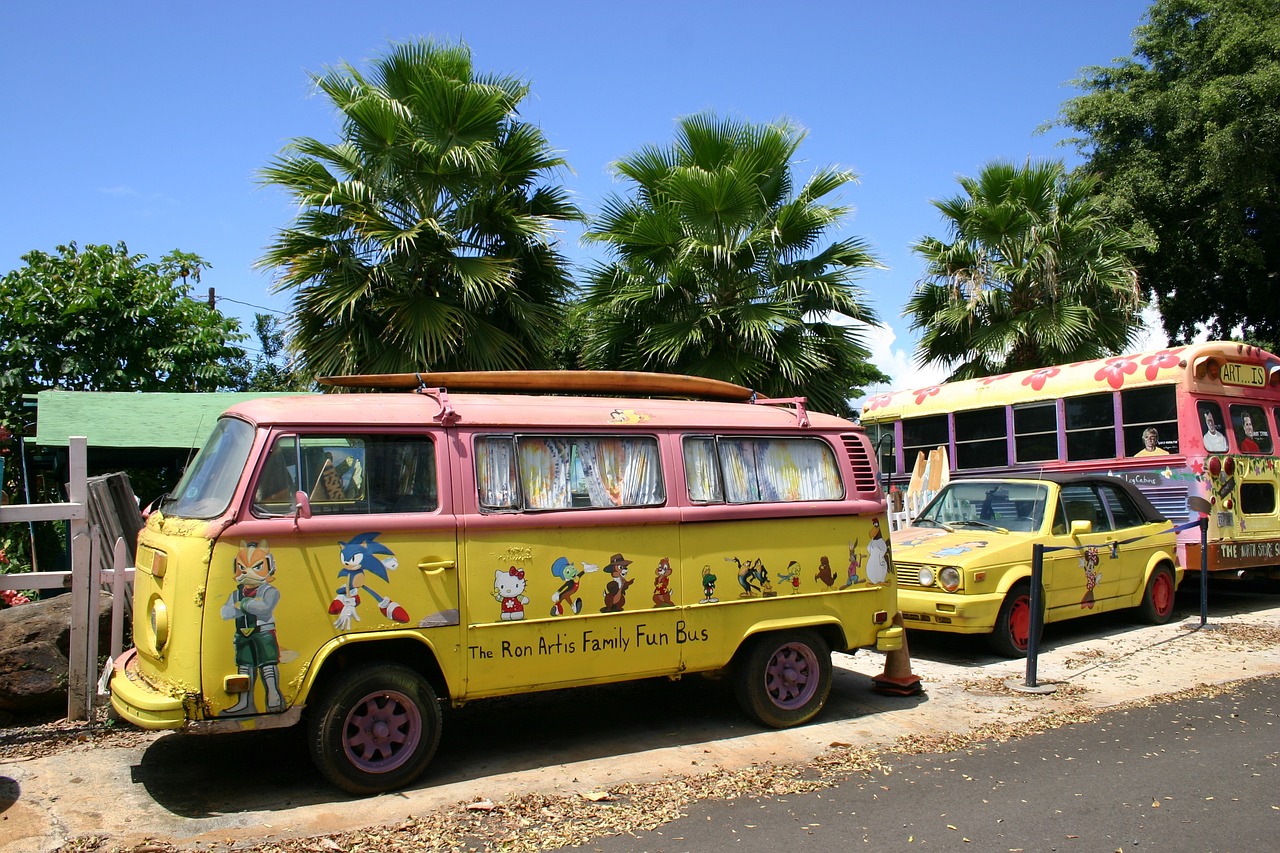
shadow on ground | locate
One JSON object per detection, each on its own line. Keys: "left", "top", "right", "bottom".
{"left": 129, "top": 654, "right": 922, "bottom": 818}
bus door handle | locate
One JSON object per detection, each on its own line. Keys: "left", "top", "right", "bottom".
{"left": 418, "top": 559, "right": 457, "bottom": 575}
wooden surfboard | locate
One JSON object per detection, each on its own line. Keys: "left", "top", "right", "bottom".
{"left": 318, "top": 370, "right": 757, "bottom": 402}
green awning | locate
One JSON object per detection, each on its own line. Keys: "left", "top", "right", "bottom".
{"left": 33, "top": 390, "right": 310, "bottom": 450}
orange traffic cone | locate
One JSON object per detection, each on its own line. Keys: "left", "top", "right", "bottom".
{"left": 872, "top": 611, "right": 924, "bottom": 696}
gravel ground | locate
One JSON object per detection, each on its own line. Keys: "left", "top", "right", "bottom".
{"left": 7, "top": 620, "right": 1279, "bottom": 853}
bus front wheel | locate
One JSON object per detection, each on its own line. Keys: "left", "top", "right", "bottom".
{"left": 308, "top": 663, "right": 441, "bottom": 795}
{"left": 733, "top": 630, "right": 832, "bottom": 728}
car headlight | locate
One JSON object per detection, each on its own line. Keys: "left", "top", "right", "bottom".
{"left": 917, "top": 566, "right": 935, "bottom": 587}
{"left": 939, "top": 566, "right": 962, "bottom": 592}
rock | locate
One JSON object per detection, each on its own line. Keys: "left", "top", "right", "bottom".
{"left": 0, "top": 592, "right": 114, "bottom": 713}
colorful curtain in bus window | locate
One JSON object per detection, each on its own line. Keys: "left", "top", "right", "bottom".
{"left": 683, "top": 437, "right": 722, "bottom": 502}
{"left": 476, "top": 436, "right": 519, "bottom": 509}
{"left": 718, "top": 438, "right": 842, "bottom": 503}
{"left": 577, "top": 438, "right": 664, "bottom": 507}
{"left": 517, "top": 437, "right": 574, "bottom": 509}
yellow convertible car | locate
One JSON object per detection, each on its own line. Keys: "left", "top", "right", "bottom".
{"left": 893, "top": 474, "right": 1182, "bottom": 656}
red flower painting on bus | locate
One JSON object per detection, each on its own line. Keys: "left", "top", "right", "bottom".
{"left": 1140, "top": 348, "right": 1184, "bottom": 381}
{"left": 913, "top": 386, "right": 940, "bottom": 405}
{"left": 863, "top": 393, "right": 894, "bottom": 413}
{"left": 1021, "top": 367, "right": 1059, "bottom": 391}
{"left": 1096, "top": 357, "right": 1139, "bottom": 389}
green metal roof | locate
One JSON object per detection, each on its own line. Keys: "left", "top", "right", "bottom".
{"left": 33, "top": 390, "right": 309, "bottom": 450}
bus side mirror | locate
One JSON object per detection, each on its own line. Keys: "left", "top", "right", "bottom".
{"left": 294, "top": 490, "right": 312, "bottom": 521}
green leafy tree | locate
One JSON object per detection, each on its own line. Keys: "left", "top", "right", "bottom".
{"left": 1057, "top": 0, "right": 1280, "bottom": 345}
{"left": 258, "top": 38, "right": 582, "bottom": 378}
{"left": 581, "top": 113, "right": 887, "bottom": 417}
{"left": 0, "top": 241, "right": 246, "bottom": 571}
{"left": 906, "top": 159, "right": 1148, "bottom": 380}
{"left": 225, "top": 314, "right": 312, "bottom": 391}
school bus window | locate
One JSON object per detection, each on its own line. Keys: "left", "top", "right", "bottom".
{"left": 1230, "top": 404, "right": 1271, "bottom": 455}
{"left": 715, "top": 437, "right": 843, "bottom": 503}
{"left": 901, "top": 414, "right": 949, "bottom": 469}
{"left": 1065, "top": 392, "right": 1117, "bottom": 462}
{"left": 954, "top": 407, "right": 1008, "bottom": 470}
{"left": 1122, "top": 386, "right": 1179, "bottom": 456}
{"left": 1240, "top": 482, "right": 1276, "bottom": 515}
{"left": 1013, "top": 402, "right": 1058, "bottom": 463}
{"left": 477, "top": 434, "right": 664, "bottom": 512}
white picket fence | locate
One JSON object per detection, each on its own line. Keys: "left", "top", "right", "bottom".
{"left": 0, "top": 437, "right": 135, "bottom": 720}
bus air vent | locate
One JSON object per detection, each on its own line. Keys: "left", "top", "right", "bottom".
{"left": 840, "top": 433, "right": 879, "bottom": 494}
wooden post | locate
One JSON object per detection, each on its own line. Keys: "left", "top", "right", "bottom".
{"left": 66, "top": 437, "right": 92, "bottom": 720}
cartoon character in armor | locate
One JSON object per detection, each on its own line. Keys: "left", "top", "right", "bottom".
{"left": 328, "top": 532, "right": 408, "bottom": 630}
{"left": 220, "top": 540, "right": 285, "bottom": 714}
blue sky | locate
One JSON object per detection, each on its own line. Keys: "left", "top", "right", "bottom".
{"left": 1, "top": 0, "right": 1159, "bottom": 398}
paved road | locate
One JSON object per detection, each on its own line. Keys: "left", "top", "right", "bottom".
{"left": 3, "top": 584, "right": 1278, "bottom": 852}
{"left": 561, "top": 675, "right": 1280, "bottom": 852}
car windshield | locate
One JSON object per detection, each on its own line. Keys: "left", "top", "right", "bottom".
{"left": 916, "top": 481, "right": 1051, "bottom": 533}
{"left": 164, "top": 417, "right": 256, "bottom": 519}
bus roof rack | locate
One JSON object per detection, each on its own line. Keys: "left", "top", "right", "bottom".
{"left": 318, "top": 370, "right": 756, "bottom": 403}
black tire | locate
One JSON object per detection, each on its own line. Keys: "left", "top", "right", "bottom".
{"left": 307, "top": 663, "right": 441, "bottom": 795}
{"left": 733, "top": 630, "right": 832, "bottom": 728}
{"left": 1138, "top": 564, "right": 1177, "bottom": 625}
{"left": 989, "top": 581, "right": 1037, "bottom": 658}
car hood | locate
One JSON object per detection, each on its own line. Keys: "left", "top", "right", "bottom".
{"left": 892, "top": 525, "right": 1041, "bottom": 566}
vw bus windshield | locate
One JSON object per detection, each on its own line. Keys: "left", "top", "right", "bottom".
{"left": 164, "top": 417, "right": 256, "bottom": 519}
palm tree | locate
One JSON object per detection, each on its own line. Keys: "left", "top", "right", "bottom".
{"left": 258, "top": 39, "right": 582, "bottom": 377}
{"left": 581, "top": 113, "right": 887, "bottom": 416}
{"left": 907, "top": 159, "right": 1148, "bottom": 381}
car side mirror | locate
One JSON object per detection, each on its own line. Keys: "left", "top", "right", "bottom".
{"left": 1070, "top": 519, "right": 1092, "bottom": 536}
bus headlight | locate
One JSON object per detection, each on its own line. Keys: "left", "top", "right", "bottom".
{"left": 917, "top": 566, "right": 935, "bottom": 587}
{"left": 939, "top": 566, "right": 962, "bottom": 592}
{"left": 149, "top": 597, "right": 170, "bottom": 653}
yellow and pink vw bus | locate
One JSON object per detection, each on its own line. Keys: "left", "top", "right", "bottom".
{"left": 110, "top": 372, "right": 902, "bottom": 794}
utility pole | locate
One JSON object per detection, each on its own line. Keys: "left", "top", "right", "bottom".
{"left": 207, "top": 287, "right": 216, "bottom": 308}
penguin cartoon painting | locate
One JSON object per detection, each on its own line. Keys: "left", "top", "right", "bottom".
{"left": 865, "top": 519, "right": 891, "bottom": 584}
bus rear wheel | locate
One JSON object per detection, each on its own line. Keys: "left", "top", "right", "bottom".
{"left": 308, "top": 663, "right": 441, "bottom": 795}
{"left": 1139, "top": 565, "right": 1177, "bottom": 624}
{"left": 734, "top": 630, "right": 832, "bottom": 728}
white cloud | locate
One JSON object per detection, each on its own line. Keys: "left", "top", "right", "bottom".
{"left": 851, "top": 322, "right": 949, "bottom": 412}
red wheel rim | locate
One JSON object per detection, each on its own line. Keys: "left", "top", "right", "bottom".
{"left": 341, "top": 689, "right": 422, "bottom": 774}
{"left": 1151, "top": 572, "right": 1174, "bottom": 618}
{"left": 1009, "top": 594, "right": 1031, "bottom": 651}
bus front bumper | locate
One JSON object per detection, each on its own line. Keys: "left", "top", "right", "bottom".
{"left": 109, "top": 648, "right": 188, "bottom": 730}
{"left": 896, "top": 589, "right": 1006, "bottom": 635}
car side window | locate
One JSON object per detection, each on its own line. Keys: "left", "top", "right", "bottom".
{"left": 1059, "top": 484, "right": 1110, "bottom": 532}
{"left": 1099, "top": 484, "right": 1144, "bottom": 530}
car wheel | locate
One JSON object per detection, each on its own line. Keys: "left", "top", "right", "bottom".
{"left": 1138, "top": 564, "right": 1177, "bottom": 625}
{"left": 308, "top": 663, "right": 441, "bottom": 795}
{"left": 733, "top": 630, "right": 832, "bottom": 728}
{"left": 989, "top": 581, "right": 1037, "bottom": 658}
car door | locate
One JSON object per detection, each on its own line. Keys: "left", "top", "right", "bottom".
{"left": 1096, "top": 481, "right": 1163, "bottom": 604}
{"left": 1043, "top": 483, "right": 1114, "bottom": 620}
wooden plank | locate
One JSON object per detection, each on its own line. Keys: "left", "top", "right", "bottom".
{"left": 319, "top": 370, "right": 756, "bottom": 402}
